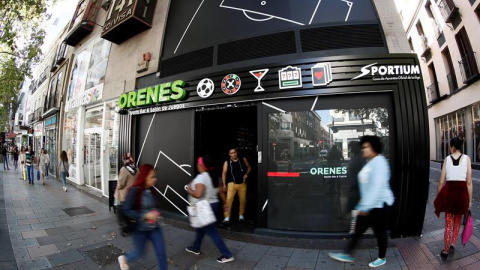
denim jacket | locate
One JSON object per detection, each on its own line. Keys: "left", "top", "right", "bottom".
{"left": 123, "top": 186, "right": 160, "bottom": 231}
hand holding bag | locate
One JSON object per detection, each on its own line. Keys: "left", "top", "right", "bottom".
{"left": 462, "top": 210, "right": 473, "bottom": 246}
{"left": 187, "top": 199, "right": 216, "bottom": 228}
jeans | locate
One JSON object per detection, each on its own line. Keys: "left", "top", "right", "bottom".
{"left": 27, "top": 166, "right": 34, "bottom": 184}
{"left": 3, "top": 157, "right": 9, "bottom": 169}
{"left": 60, "top": 172, "right": 67, "bottom": 188}
{"left": 13, "top": 159, "right": 18, "bottom": 170}
{"left": 193, "top": 202, "right": 232, "bottom": 257}
{"left": 126, "top": 227, "right": 168, "bottom": 270}
{"left": 45, "top": 163, "right": 49, "bottom": 177}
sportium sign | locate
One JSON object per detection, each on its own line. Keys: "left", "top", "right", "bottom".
{"left": 351, "top": 63, "right": 421, "bottom": 81}
{"left": 118, "top": 80, "right": 187, "bottom": 109}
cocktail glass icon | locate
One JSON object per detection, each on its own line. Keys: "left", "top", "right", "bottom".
{"left": 250, "top": 69, "right": 269, "bottom": 92}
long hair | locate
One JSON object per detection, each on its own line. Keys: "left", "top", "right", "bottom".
{"left": 60, "top": 151, "right": 68, "bottom": 162}
{"left": 202, "top": 155, "right": 219, "bottom": 188}
{"left": 130, "top": 164, "right": 156, "bottom": 209}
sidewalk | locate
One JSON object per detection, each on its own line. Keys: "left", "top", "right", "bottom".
{"left": 0, "top": 166, "right": 479, "bottom": 270}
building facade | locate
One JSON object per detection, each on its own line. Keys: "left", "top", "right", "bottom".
{"left": 397, "top": 0, "right": 480, "bottom": 163}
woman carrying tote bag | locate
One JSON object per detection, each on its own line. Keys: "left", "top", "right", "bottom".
{"left": 185, "top": 155, "right": 234, "bottom": 264}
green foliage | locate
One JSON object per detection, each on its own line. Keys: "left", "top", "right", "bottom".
{"left": 0, "top": 0, "right": 54, "bottom": 131}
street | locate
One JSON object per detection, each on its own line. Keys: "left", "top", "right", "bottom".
{"left": 0, "top": 162, "right": 479, "bottom": 270}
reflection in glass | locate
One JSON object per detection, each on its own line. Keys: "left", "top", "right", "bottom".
{"left": 268, "top": 107, "right": 390, "bottom": 232}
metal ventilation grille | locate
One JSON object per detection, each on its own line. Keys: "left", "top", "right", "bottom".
{"left": 218, "top": 31, "right": 296, "bottom": 65}
{"left": 300, "top": 24, "right": 384, "bottom": 52}
{"left": 160, "top": 47, "right": 214, "bottom": 78}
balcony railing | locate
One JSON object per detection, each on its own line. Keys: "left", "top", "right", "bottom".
{"left": 459, "top": 52, "right": 480, "bottom": 84}
{"left": 446, "top": 72, "right": 458, "bottom": 93}
{"left": 28, "top": 113, "right": 34, "bottom": 124}
{"left": 426, "top": 82, "right": 440, "bottom": 103}
{"left": 33, "top": 107, "right": 44, "bottom": 122}
{"left": 46, "top": 95, "right": 58, "bottom": 111}
{"left": 438, "top": 0, "right": 459, "bottom": 23}
{"left": 415, "top": 35, "right": 429, "bottom": 55}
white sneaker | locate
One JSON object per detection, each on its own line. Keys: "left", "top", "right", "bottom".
{"left": 223, "top": 217, "right": 230, "bottom": 223}
{"left": 118, "top": 255, "right": 129, "bottom": 270}
{"left": 239, "top": 215, "right": 245, "bottom": 221}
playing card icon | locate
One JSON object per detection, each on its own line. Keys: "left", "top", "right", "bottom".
{"left": 311, "top": 63, "right": 332, "bottom": 86}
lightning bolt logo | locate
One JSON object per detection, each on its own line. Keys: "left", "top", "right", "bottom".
{"left": 351, "top": 63, "right": 377, "bottom": 80}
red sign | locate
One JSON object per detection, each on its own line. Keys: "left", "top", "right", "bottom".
{"left": 268, "top": 172, "right": 300, "bottom": 177}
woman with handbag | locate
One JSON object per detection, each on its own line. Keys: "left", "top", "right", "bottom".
{"left": 118, "top": 164, "right": 168, "bottom": 270}
{"left": 57, "top": 151, "right": 69, "bottom": 192}
{"left": 434, "top": 137, "right": 473, "bottom": 258}
{"left": 19, "top": 146, "right": 26, "bottom": 180}
{"left": 113, "top": 153, "right": 138, "bottom": 236}
{"left": 185, "top": 155, "right": 234, "bottom": 264}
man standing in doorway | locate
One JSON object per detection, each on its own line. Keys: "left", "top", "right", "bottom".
{"left": 25, "top": 145, "right": 35, "bottom": 185}
{"left": 222, "top": 148, "right": 251, "bottom": 223}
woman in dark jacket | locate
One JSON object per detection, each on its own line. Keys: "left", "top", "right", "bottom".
{"left": 118, "top": 164, "right": 168, "bottom": 270}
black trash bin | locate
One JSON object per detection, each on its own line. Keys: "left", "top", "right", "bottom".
{"left": 109, "top": 180, "right": 118, "bottom": 213}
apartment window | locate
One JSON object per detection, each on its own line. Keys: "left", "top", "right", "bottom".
{"left": 441, "top": 48, "right": 458, "bottom": 92}
{"left": 426, "top": 64, "right": 440, "bottom": 103}
{"left": 426, "top": 1, "right": 442, "bottom": 38}
{"left": 281, "top": 122, "right": 291, "bottom": 130}
{"left": 416, "top": 22, "right": 428, "bottom": 53}
{"left": 455, "top": 28, "right": 479, "bottom": 83}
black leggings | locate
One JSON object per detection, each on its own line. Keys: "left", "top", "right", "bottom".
{"left": 346, "top": 204, "right": 391, "bottom": 259}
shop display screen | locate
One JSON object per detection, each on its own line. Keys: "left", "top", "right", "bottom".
{"left": 267, "top": 106, "right": 390, "bottom": 231}
{"left": 161, "top": 0, "right": 378, "bottom": 58}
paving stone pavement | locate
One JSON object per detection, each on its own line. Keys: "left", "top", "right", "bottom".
{"left": 1, "top": 163, "right": 480, "bottom": 269}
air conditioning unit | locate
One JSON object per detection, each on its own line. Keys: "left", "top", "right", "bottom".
{"left": 101, "top": 0, "right": 112, "bottom": 11}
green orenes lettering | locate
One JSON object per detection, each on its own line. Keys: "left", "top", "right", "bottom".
{"left": 136, "top": 88, "right": 147, "bottom": 106}
{"left": 159, "top": 82, "right": 172, "bottom": 102}
{"left": 118, "top": 93, "right": 128, "bottom": 108}
{"left": 146, "top": 87, "right": 158, "bottom": 105}
{"left": 170, "top": 80, "right": 186, "bottom": 100}
{"left": 127, "top": 91, "right": 137, "bottom": 108}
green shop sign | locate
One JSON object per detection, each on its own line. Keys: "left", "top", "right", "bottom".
{"left": 118, "top": 80, "right": 187, "bottom": 109}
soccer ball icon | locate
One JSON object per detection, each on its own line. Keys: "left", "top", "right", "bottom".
{"left": 197, "top": 78, "right": 215, "bottom": 98}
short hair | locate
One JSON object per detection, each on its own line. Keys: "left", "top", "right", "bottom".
{"left": 449, "top": 137, "right": 463, "bottom": 150}
{"left": 360, "top": 135, "right": 383, "bottom": 154}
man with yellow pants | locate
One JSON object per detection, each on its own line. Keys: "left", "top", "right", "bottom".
{"left": 222, "top": 148, "right": 251, "bottom": 223}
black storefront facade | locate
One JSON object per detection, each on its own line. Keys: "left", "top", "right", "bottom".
{"left": 115, "top": 1, "right": 429, "bottom": 238}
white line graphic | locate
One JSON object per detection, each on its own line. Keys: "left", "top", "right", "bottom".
{"left": 311, "top": 96, "right": 318, "bottom": 111}
{"left": 220, "top": 0, "right": 310, "bottom": 26}
{"left": 341, "top": 0, "right": 353, "bottom": 22}
{"left": 154, "top": 150, "right": 192, "bottom": 177}
{"left": 262, "top": 199, "right": 268, "bottom": 212}
{"left": 153, "top": 185, "right": 191, "bottom": 217}
{"left": 174, "top": 0, "right": 205, "bottom": 54}
{"left": 243, "top": 10, "right": 274, "bottom": 22}
{"left": 309, "top": 0, "right": 322, "bottom": 25}
{"left": 262, "top": 102, "right": 285, "bottom": 113}
{"left": 137, "top": 113, "right": 156, "bottom": 166}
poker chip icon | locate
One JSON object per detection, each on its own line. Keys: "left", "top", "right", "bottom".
{"left": 221, "top": 74, "right": 241, "bottom": 95}
{"left": 197, "top": 78, "right": 215, "bottom": 98}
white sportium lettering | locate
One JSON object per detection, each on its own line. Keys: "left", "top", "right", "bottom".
{"left": 371, "top": 66, "right": 378, "bottom": 75}
{"left": 411, "top": 65, "right": 420, "bottom": 74}
{"left": 379, "top": 66, "right": 387, "bottom": 75}
{"left": 388, "top": 66, "right": 394, "bottom": 74}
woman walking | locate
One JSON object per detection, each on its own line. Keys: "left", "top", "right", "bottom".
{"left": 19, "top": 146, "right": 26, "bottom": 180}
{"left": 185, "top": 155, "right": 234, "bottom": 264}
{"left": 434, "top": 137, "right": 473, "bottom": 258}
{"left": 118, "top": 164, "right": 168, "bottom": 270}
{"left": 57, "top": 151, "right": 69, "bottom": 192}
{"left": 329, "top": 136, "right": 395, "bottom": 268}
{"left": 38, "top": 148, "right": 48, "bottom": 185}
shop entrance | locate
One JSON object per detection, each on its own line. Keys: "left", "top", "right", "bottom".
{"left": 195, "top": 106, "right": 258, "bottom": 227}
{"left": 83, "top": 130, "right": 102, "bottom": 190}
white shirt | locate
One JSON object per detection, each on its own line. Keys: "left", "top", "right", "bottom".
{"left": 446, "top": 155, "right": 468, "bottom": 181}
{"left": 188, "top": 172, "right": 219, "bottom": 204}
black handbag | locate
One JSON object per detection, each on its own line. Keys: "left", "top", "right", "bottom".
{"left": 63, "top": 162, "right": 69, "bottom": 177}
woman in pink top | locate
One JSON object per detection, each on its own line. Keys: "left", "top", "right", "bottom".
{"left": 434, "top": 137, "right": 473, "bottom": 259}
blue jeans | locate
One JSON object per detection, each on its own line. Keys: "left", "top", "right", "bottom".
{"left": 45, "top": 163, "right": 49, "bottom": 176}
{"left": 192, "top": 202, "right": 232, "bottom": 257}
{"left": 126, "top": 227, "right": 168, "bottom": 270}
{"left": 3, "top": 157, "right": 9, "bottom": 169}
{"left": 27, "top": 166, "right": 34, "bottom": 184}
{"left": 60, "top": 172, "right": 67, "bottom": 188}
